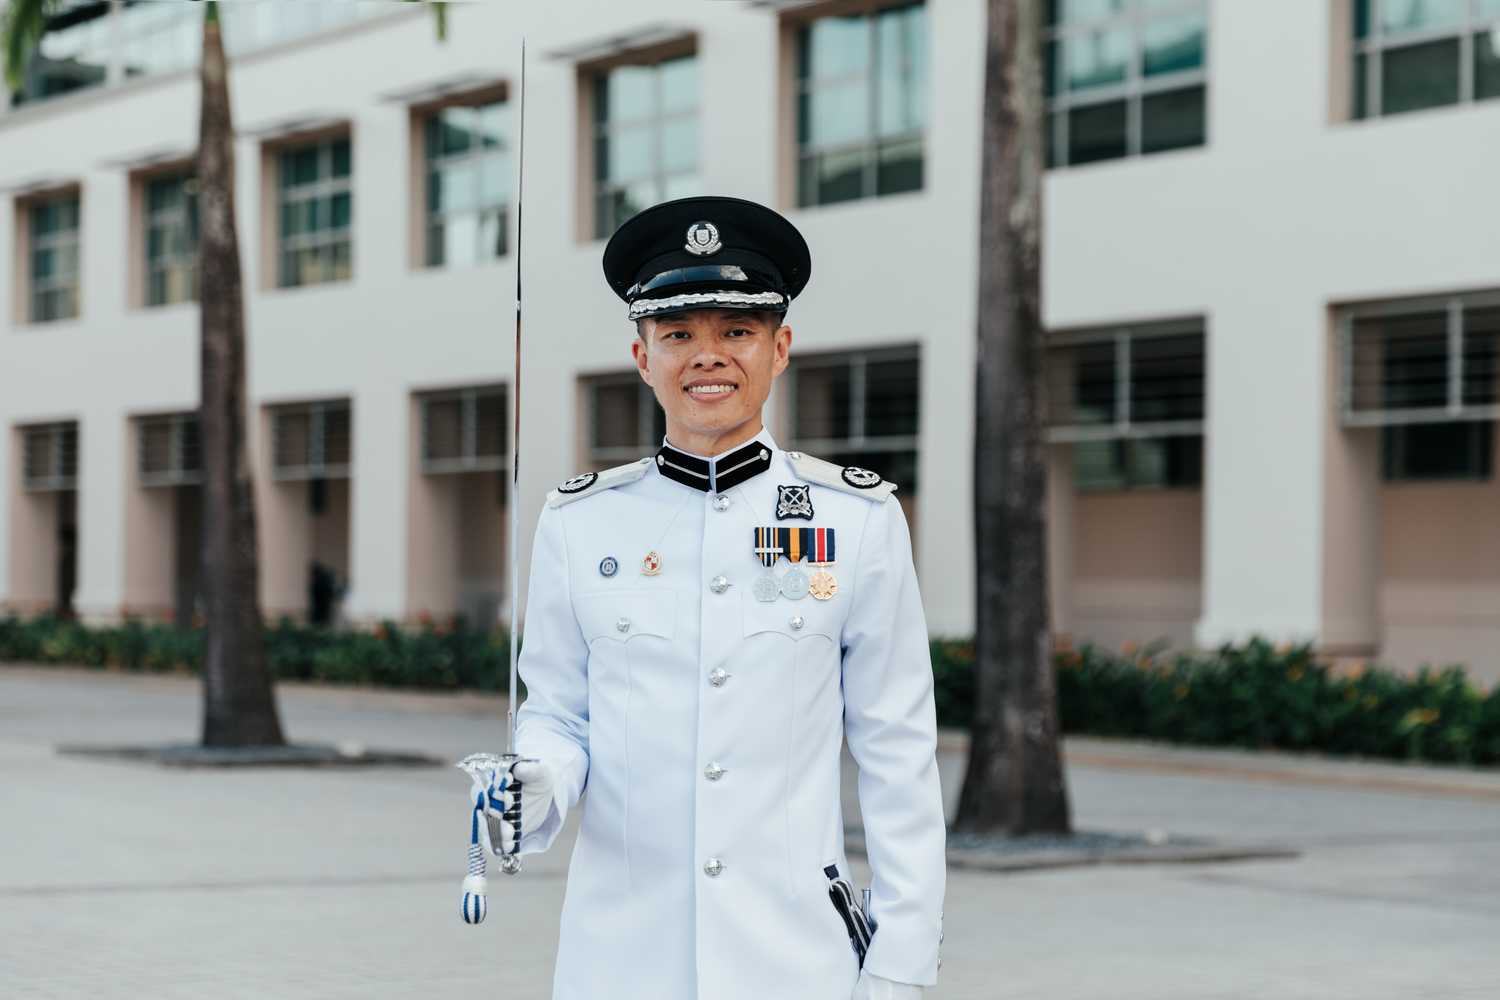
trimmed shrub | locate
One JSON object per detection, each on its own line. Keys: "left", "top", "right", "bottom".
{"left": 932, "top": 636, "right": 1500, "bottom": 766}
{"left": 4, "top": 614, "right": 1496, "bottom": 766}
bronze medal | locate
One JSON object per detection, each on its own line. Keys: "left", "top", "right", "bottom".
{"left": 809, "top": 569, "right": 838, "bottom": 601}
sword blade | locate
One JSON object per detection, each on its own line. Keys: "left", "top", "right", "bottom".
{"left": 506, "top": 38, "right": 527, "bottom": 758}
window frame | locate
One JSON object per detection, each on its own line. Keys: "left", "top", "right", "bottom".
{"left": 269, "top": 400, "right": 352, "bottom": 481}
{"left": 1340, "top": 289, "right": 1500, "bottom": 427}
{"left": 419, "top": 85, "right": 512, "bottom": 269}
{"left": 582, "top": 39, "right": 700, "bottom": 240}
{"left": 21, "top": 421, "right": 80, "bottom": 492}
{"left": 419, "top": 385, "right": 509, "bottom": 475}
{"left": 143, "top": 172, "right": 199, "bottom": 307}
{"left": 275, "top": 134, "right": 353, "bottom": 289}
{"left": 137, "top": 413, "right": 202, "bottom": 488}
{"left": 1045, "top": 319, "right": 1207, "bottom": 443}
{"left": 792, "top": 0, "right": 929, "bottom": 207}
{"left": 786, "top": 345, "right": 922, "bottom": 490}
{"left": 1044, "top": 0, "right": 1210, "bottom": 168}
{"left": 1350, "top": 0, "right": 1500, "bottom": 119}
{"left": 584, "top": 373, "right": 664, "bottom": 467}
{"left": 27, "top": 190, "right": 83, "bottom": 324}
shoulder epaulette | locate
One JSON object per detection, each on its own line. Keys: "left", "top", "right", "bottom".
{"left": 546, "top": 457, "right": 653, "bottom": 508}
{"left": 786, "top": 450, "right": 897, "bottom": 502}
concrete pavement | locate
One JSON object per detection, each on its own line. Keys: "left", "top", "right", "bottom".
{"left": 2, "top": 667, "right": 1498, "bottom": 1000}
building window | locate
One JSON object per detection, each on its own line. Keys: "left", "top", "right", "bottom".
{"left": 1046, "top": 323, "right": 1205, "bottom": 490}
{"left": 277, "top": 137, "right": 352, "bottom": 288}
{"left": 1351, "top": 0, "right": 1500, "bottom": 118}
{"left": 425, "top": 99, "right": 511, "bottom": 267}
{"left": 28, "top": 192, "right": 81, "bottom": 323}
{"left": 145, "top": 174, "right": 199, "bottom": 306}
{"left": 138, "top": 414, "right": 201, "bottom": 488}
{"left": 585, "top": 375, "right": 665, "bottom": 467}
{"left": 1045, "top": 0, "right": 1208, "bottom": 168}
{"left": 22, "top": 422, "right": 79, "bottom": 492}
{"left": 789, "top": 347, "right": 921, "bottom": 492}
{"left": 421, "top": 387, "right": 508, "bottom": 473}
{"left": 795, "top": 2, "right": 927, "bottom": 208}
{"left": 270, "top": 401, "right": 352, "bottom": 480}
{"left": 590, "top": 53, "right": 700, "bottom": 239}
{"left": 1343, "top": 292, "right": 1500, "bottom": 481}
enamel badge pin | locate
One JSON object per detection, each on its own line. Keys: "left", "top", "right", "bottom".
{"left": 776, "top": 484, "right": 814, "bottom": 521}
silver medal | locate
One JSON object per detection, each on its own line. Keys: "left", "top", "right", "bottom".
{"left": 779, "top": 566, "right": 810, "bottom": 601}
{"left": 752, "top": 573, "right": 780, "bottom": 603}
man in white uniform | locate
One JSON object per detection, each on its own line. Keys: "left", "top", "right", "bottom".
{"left": 486, "top": 196, "right": 945, "bottom": 1000}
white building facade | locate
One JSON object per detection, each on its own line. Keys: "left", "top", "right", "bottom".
{"left": 3, "top": 0, "right": 1499, "bottom": 682}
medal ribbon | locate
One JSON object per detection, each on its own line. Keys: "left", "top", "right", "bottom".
{"left": 755, "top": 527, "right": 836, "bottom": 566}
{"left": 754, "top": 527, "right": 780, "bottom": 568}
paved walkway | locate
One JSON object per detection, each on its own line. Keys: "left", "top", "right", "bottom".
{"left": 2, "top": 667, "right": 1498, "bottom": 999}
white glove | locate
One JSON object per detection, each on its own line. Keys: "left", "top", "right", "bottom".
{"left": 480, "top": 758, "right": 556, "bottom": 856}
{"left": 851, "top": 971, "right": 923, "bottom": 1000}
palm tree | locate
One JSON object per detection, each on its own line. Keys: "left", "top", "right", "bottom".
{"left": 953, "top": 0, "right": 1071, "bottom": 835}
{"left": 4, "top": 0, "right": 285, "bottom": 746}
{"left": 195, "top": 1, "right": 284, "bottom": 745}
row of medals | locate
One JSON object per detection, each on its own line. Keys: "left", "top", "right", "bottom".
{"left": 754, "top": 562, "right": 837, "bottom": 603}
{"left": 616, "top": 549, "right": 837, "bottom": 602}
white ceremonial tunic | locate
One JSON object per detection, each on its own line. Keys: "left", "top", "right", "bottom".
{"left": 514, "top": 430, "right": 945, "bottom": 1000}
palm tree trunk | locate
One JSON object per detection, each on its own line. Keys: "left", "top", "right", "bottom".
{"left": 197, "top": 2, "right": 284, "bottom": 746}
{"left": 954, "top": 0, "right": 1070, "bottom": 834}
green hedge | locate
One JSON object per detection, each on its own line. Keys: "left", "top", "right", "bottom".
{"left": 0, "top": 614, "right": 514, "bottom": 691}
{"left": 932, "top": 637, "right": 1500, "bottom": 766}
{"left": 4, "top": 615, "right": 1498, "bottom": 765}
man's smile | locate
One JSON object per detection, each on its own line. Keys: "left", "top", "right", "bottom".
{"left": 684, "top": 379, "right": 739, "bottom": 399}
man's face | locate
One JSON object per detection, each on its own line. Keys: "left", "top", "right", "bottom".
{"left": 632, "top": 309, "right": 792, "bottom": 451}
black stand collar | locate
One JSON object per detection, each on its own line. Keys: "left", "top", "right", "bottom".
{"left": 655, "top": 437, "right": 773, "bottom": 493}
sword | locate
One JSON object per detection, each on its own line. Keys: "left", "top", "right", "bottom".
{"left": 458, "top": 36, "right": 533, "bottom": 926}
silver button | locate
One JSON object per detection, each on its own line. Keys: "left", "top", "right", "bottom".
{"left": 708, "top": 668, "right": 730, "bottom": 688}
{"left": 615, "top": 617, "right": 630, "bottom": 633}
{"left": 789, "top": 615, "right": 805, "bottom": 631}
{"left": 788, "top": 451, "right": 803, "bottom": 460}
{"left": 709, "top": 575, "right": 730, "bottom": 594}
{"left": 711, "top": 494, "right": 731, "bottom": 512}
{"left": 704, "top": 762, "right": 726, "bottom": 781}
{"left": 703, "top": 857, "right": 725, "bottom": 877}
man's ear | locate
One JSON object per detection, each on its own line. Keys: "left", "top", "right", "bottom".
{"left": 632, "top": 336, "right": 653, "bottom": 386}
{"left": 771, "top": 324, "right": 793, "bottom": 378}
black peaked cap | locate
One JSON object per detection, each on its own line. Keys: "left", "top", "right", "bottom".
{"left": 602, "top": 196, "right": 812, "bottom": 321}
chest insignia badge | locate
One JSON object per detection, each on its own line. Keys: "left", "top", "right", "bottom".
{"left": 599, "top": 556, "right": 619, "bottom": 578}
{"left": 641, "top": 550, "right": 663, "bottom": 576}
{"left": 776, "top": 484, "right": 814, "bottom": 521}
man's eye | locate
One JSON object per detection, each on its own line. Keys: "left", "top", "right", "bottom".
{"left": 665, "top": 330, "right": 690, "bottom": 340}
{"left": 727, "top": 328, "right": 752, "bottom": 337}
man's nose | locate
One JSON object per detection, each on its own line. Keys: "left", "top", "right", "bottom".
{"left": 691, "top": 350, "right": 729, "bottom": 368}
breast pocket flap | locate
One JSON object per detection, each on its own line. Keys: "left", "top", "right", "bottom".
{"left": 576, "top": 589, "right": 677, "bottom": 644}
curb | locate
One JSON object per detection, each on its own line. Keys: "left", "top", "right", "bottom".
{"left": 844, "top": 830, "right": 1300, "bottom": 874}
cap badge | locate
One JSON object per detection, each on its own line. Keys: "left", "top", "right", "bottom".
{"left": 684, "top": 221, "right": 722, "bottom": 256}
